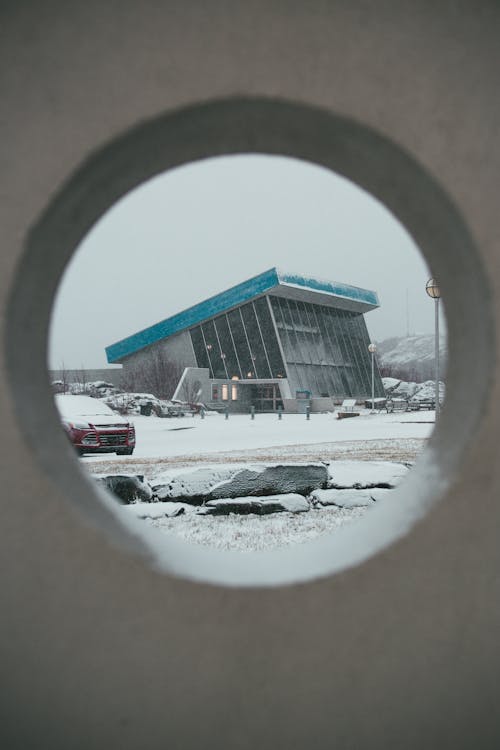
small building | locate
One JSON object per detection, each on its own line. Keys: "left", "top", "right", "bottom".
{"left": 105, "top": 268, "right": 384, "bottom": 413}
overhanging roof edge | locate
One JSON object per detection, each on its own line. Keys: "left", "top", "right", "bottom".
{"left": 106, "top": 267, "right": 280, "bottom": 363}
{"left": 276, "top": 269, "right": 379, "bottom": 307}
{"left": 106, "top": 267, "right": 380, "bottom": 363}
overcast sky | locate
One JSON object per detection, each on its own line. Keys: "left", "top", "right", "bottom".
{"left": 49, "top": 154, "right": 442, "bottom": 370}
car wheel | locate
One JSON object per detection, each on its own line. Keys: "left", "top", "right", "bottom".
{"left": 116, "top": 448, "right": 134, "bottom": 455}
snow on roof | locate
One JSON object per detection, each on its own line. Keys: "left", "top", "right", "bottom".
{"left": 106, "top": 267, "right": 379, "bottom": 363}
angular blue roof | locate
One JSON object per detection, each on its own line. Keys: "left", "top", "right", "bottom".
{"left": 106, "top": 267, "right": 379, "bottom": 363}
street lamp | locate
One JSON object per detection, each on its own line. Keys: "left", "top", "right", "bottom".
{"left": 368, "top": 343, "right": 377, "bottom": 414}
{"left": 425, "top": 278, "right": 441, "bottom": 418}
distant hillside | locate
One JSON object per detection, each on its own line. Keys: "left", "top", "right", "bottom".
{"left": 376, "top": 334, "right": 447, "bottom": 382}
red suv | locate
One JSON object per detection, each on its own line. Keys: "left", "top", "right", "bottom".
{"left": 56, "top": 395, "right": 135, "bottom": 456}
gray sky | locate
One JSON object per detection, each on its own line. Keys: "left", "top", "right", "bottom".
{"left": 49, "top": 154, "right": 441, "bottom": 370}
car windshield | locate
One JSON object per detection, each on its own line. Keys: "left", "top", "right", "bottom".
{"left": 55, "top": 395, "right": 116, "bottom": 418}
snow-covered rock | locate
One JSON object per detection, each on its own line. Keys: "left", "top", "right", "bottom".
{"left": 95, "top": 474, "right": 153, "bottom": 504}
{"left": 327, "top": 460, "right": 408, "bottom": 489}
{"left": 381, "top": 377, "right": 401, "bottom": 393}
{"left": 383, "top": 377, "right": 445, "bottom": 407}
{"left": 153, "top": 465, "right": 242, "bottom": 502}
{"left": 211, "top": 464, "right": 328, "bottom": 500}
{"left": 202, "top": 493, "right": 310, "bottom": 515}
{"left": 153, "top": 463, "right": 328, "bottom": 504}
{"left": 311, "top": 488, "right": 375, "bottom": 508}
{"left": 390, "top": 381, "right": 419, "bottom": 399}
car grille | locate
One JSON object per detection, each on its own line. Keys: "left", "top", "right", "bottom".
{"left": 98, "top": 433, "right": 128, "bottom": 446}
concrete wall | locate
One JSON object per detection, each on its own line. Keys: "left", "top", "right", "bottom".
{"left": 121, "top": 329, "right": 197, "bottom": 375}
{"left": 1, "top": 3, "right": 500, "bottom": 749}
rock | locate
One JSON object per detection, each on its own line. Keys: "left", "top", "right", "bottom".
{"left": 203, "top": 493, "right": 310, "bottom": 515}
{"left": 153, "top": 463, "right": 329, "bottom": 505}
{"left": 95, "top": 474, "right": 153, "bottom": 504}
{"left": 211, "top": 464, "right": 328, "bottom": 499}
{"left": 152, "top": 466, "right": 240, "bottom": 504}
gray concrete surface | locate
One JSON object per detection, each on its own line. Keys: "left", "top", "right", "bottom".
{"left": 1, "top": 2, "right": 500, "bottom": 748}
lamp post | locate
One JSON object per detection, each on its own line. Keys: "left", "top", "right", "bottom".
{"left": 368, "top": 343, "right": 377, "bottom": 414}
{"left": 425, "top": 278, "right": 441, "bottom": 418}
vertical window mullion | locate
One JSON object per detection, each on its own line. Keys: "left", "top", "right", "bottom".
{"left": 199, "top": 324, "right": 214, "bottom": 378}
{"left": 239, "top": 307, "right": 259, "bottom": 378}
{"left": 318, "top": 305, "right": 349, "bottom": 395}
{"left": 225, "top": 313, "right": 243, "bottom": 380}
{"left": 266, "top": 295, "right": 288, "bottom": 378}
{"left": 328, "top": 307, "right": 353, "bottom": 397}
{"left": 352, "top": 314, "right": 371, "bottom": 393}
{"left": 337, "top": 312, "right": 356, "bottom": 391}
{"left": 285, "top": 298, "right": 308, "bottom": 365}
{"left": 345, "top": 311, "right": 366, "bottom": 395}
{"left": 213, "top": 318, "right": 229, "bottom": 379}
{"left": 278, "top": 297, "right": 303, "bottom": 389}
{"left": 309, "top": 304, "right": 338, "bottom": 396}
{"left": 301, "top": 301, "right": 327, "bottom": 396}
{"left": 252, "top": 300, "right": 273, "bottom": 378}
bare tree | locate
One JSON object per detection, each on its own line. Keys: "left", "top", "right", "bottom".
{"left": 120, "top": 349, "right": 183, "bottom": 400}
{"left": 74, "top": 364, "right": 88, "bottom": 394}
{"left": 54, "top": 361, "right": 70, "bottom": 394}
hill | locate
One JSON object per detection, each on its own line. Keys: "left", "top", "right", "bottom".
{"left": 376, "top": 334, "right": 447, "bottom": 382}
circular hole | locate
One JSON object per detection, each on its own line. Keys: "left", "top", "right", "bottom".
{"left": 5, "top": 97, "right": 494, "bottom": 587}
{"left": 49, "top": 154, "right": 445, "bottom": 555}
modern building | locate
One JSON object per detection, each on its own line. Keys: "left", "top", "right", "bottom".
{"left": 105, "top": 268, "right": 384, "bottom": 413}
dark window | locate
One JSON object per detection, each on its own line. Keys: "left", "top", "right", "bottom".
{"left": 201, "top": 319, "right": 227, "bottom": 378}
{"left": 213, "top": 314, "right": 242, "bottom": 379}
{"left": 190, "top": 326, "right": 211, "bottom": 374}
{"left": 194, "top": 294, "right": 381, "bottom": 399}
{"left": 270, "top": 296, "right": 303, "bottom": 389}
{"left": 253, "top": 297, "right": 286, "bottom": 377}
{"left": 227, "top": 308, "right": 254, "bottom": 378}
{"left": 240, "top": 303, "right": 271, "bottom": 378}
{"left": 269, "top": 295, "right": 379, "bottom": 397}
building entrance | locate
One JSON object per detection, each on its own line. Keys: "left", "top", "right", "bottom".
{"left": 250, "top": 384, "right": 284, "bottom": 412}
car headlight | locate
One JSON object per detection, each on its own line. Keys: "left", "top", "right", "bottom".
{"left": 69, "top": 421, "right": 92, "bottom": 430}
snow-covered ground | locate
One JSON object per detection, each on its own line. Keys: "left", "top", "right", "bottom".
{"left": 81, "top": 409, "right": 435, "bottom": 552}
{"left": 141, "top": 505, "right": 368, "bottom": 552}
{"left": 83, "top": 409, "right": 434, "bottom": 472}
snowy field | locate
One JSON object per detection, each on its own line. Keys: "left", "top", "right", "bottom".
{"left": 82, "top": 409, "right": 435, "bottom": 552}
{"left": 83, "top": 409, "right": 434, "bottom": 473}
{"left": 142, "top": 505, "right": 368, "bottom": 551}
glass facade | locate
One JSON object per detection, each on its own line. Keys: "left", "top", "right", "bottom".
{"left": 189, "top": 293, "right": 383, "bottom": 399}
{"left": 189, "top": 299, "right": 285, "bottom": 380}
{"left": 269, "top": 295, "right": 383, "bottom": 398}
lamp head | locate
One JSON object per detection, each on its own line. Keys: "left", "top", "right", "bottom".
{"left": 425, "top": 278, "right": 441, "bottom": 299}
